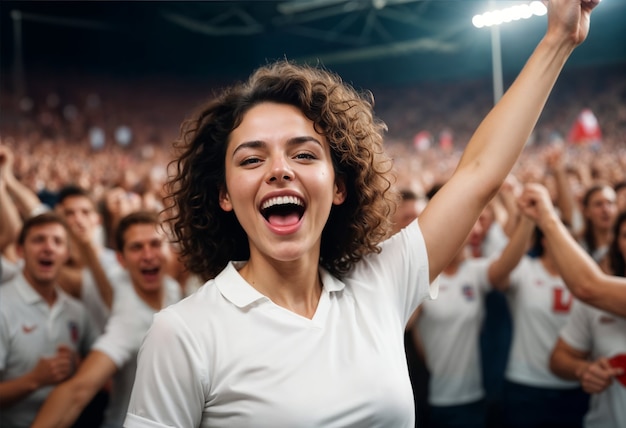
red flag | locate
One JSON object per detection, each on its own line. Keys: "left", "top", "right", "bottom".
{"left": 567, "top": 108, "right": 602, "bottom": 145}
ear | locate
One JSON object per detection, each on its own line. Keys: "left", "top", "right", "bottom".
{"left": 219, "top": 186, "right": 234, "bottom": 212}
{"left": 333, "top": 176, "right": 347, "bottom": 205}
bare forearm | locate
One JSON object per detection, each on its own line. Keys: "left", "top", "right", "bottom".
{"left": 4, "top": 175, "right": 45, "bottom": 218}
{"left": 550, "top": 347, "right": 588, "bottom": 381}
{"left": 57, "top": 266, "right": 84, "bottom": 299}
{"left": 553, "top": 166, "right": 575, "bottom": 227}
{"left": 458, "top": 37, "right": 575, "bottom": 191}
{"left": 488, "top": 215, "right": 534, "bottom": 289}
{"left": 0, "top": 374, "right": 39, "bottom": 408}
{"left": 0, "top": 182, "right": 22, "bottom": 251}
{"left": 31, "top": 382, "right": 89, "bottom": 428}
{"left": 541, "top": 215, "right": 626, "bottom": 316}
{"left": 82, "top": 244, "right": 114, "bottom": 309}
{"left": 542, "top": 214, "right": 596, "bottom": 294}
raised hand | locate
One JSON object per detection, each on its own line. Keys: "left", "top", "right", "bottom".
{"left": 546, "top": 0, "right": 600, "bottom": 47}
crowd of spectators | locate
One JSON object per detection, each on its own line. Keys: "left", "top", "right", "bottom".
{"left": 0, "top": 61, "right": 625, "bottom": 427}
{"left": 0, "top": 64, "right": 625, "bottom": 205}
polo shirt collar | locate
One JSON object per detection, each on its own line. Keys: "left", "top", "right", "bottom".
{"left": 14, "top": 272, "right": 44, "bottom": 305}
{"left": 215, "top": 261, "right": 346, "bottom": 308}
{"left": 14, "top": 272, "right": 69, "bottom": 307}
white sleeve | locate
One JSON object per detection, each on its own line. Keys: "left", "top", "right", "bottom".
{"left": 125, "top": 309, "right": 208, "bottom": 428}
{"left": 355, "top": 219, "right": 433, "bottom": 325}
{"left": 92, "top": 298, "right": 144, "bottom": 368}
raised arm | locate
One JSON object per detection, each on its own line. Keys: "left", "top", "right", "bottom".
{"left": 544, "top": 144, "right": 577, "bottom": 228}
{"left": 487, "top": 210, "right": 534, "bottom": 291}
{"left": 60, "top": 223, "right": 114, "bottom": 309}
{"left": 419, "top": 0, "right": 599, "bottom": 282}
{"left": 0, "top": 176, "right": 21, "bottom": 254}
{"left": 0, "top": 145, "right": 47, "bottom": 219}
{"left": 518, "top": 182, "right": 626, "bottom": 317}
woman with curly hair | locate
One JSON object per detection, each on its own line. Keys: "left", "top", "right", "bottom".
{"left": 125, "top": 1, "right": 599, "bottom": 426}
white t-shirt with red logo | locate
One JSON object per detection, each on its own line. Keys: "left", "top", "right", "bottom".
{"left": 505, "top": 256, "right": 579, "bottom": 388}
{"left": 416, "top": 258, "right": 491, "bottom": 405}
{"left": 560, "top": 300, "right": 626, "bottom": 428}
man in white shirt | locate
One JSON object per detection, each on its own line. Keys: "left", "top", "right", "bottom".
{"left": 31, "top": 211, "right": 181, "bottom": 428}
{"left": 0, "top": 212, "right": 97, "bottom": 428}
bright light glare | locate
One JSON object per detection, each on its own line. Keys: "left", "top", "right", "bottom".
{"left": 472, "top": 15, "right": 485, "bottom": 28}
{"left": 472, "top": 1, "right": 548, "bottom": 28}
{"left": 530, "top": 1, "right": 547, "bottom": 16}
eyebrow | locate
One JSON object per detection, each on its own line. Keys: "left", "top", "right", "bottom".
{"left": 231, "top": 136, "right": 323, "bottom": 157}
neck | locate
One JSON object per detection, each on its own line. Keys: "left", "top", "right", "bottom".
{"left": 240, "top": 255, "right": 322, "bottom": 319}
{"left": 133, "top": 284, "right": 163, "bottom": 311}
{"left": 23, "top": 272, "right": 57, "bottom": 306}
{"left": 593, "top": 227, "right": 613, "bottom": 248}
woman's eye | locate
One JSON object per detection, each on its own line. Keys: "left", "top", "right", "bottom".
{"left": 295, "top": 153, "right": 315, "bottom": 160}
{"left": 240, "top": 157, "right": 261, "bottom": 166}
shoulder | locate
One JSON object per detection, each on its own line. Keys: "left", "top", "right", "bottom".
{"left": 159, "top": 279, "right": 221, "bottom": 324}
{"left": 0, "top": 276, "right": 28, "bottom": 307}
{"left": 356, "top": 220, "right": 428, "bottom": 276}
{"left": 0, "top": 278, "right": 18, "bottom": 298}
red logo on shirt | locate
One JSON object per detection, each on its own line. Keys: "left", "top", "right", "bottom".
{"left": 68, "top": 321, "right": 79, "bottom": 344}
{"left": 552, "top": 288, "right": 573, "bottom": 313}
{"left": 599, "top": 315, "right": 616, "bottom": 324}
{"left": 22, "top": 324, "right": 37, "bottom": 334}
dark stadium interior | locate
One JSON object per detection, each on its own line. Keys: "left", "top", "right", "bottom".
{"left": 1, "top": 0, "right": 625, "bottom": 87}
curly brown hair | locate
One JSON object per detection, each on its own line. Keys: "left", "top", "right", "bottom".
{"left": 164, "top": 60, "right": 395, "bottom": 280}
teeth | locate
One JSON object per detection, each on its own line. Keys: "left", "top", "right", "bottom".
{"left": 262, "top": 196, "right": 304, "bottom": 210}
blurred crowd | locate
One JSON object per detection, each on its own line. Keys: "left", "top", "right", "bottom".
{"left": 0, "top": 62, "right": 625, "bottom": 427}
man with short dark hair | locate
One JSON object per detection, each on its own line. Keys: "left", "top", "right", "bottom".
{"left": 0, "top": 213, "right": 97, "bottom": 428}
{"left": 31, "top": 211, "right": 181, "bottom": 428}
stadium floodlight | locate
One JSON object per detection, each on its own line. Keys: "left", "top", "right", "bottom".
{"left": 472, "top": 1, "right": 547, "bottom": 105}
{"left": 472, "top": 1, "right": 547, "bottom": 28}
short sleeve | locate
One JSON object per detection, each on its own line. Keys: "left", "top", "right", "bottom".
{"left": 125, "top": 309, "right": 208, "bottom": 428}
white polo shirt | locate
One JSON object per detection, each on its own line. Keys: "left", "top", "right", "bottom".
{"left": 92, "top": 275, "right": 181, "bottom": 428}
{"left": 0, "top": 273, "right": 97, "bottom": 428}
{"left": 416, "top": 257, "right": 491, "bottom": 405}
{"left": 125, "top": 219, "right": 435, "bottom": 428}
{"left": 560, "top": 300, "right": 626, "bottom": 428}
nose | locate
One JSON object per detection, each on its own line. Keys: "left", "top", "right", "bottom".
{"left": 267, "top": 156, "right": 294, "bottom": 183}
{"left": 140, "top": 246, "right": 156, "bottom": 260}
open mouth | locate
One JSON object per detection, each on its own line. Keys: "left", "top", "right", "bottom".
{"left": 261, "top": 196, "right": 305, "bottom": 227}
{"left": 38, "top": 259, "right": 54, "bottom": 267}
{"left": 140, "top": 267, "right": 160, "bottom": 278}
